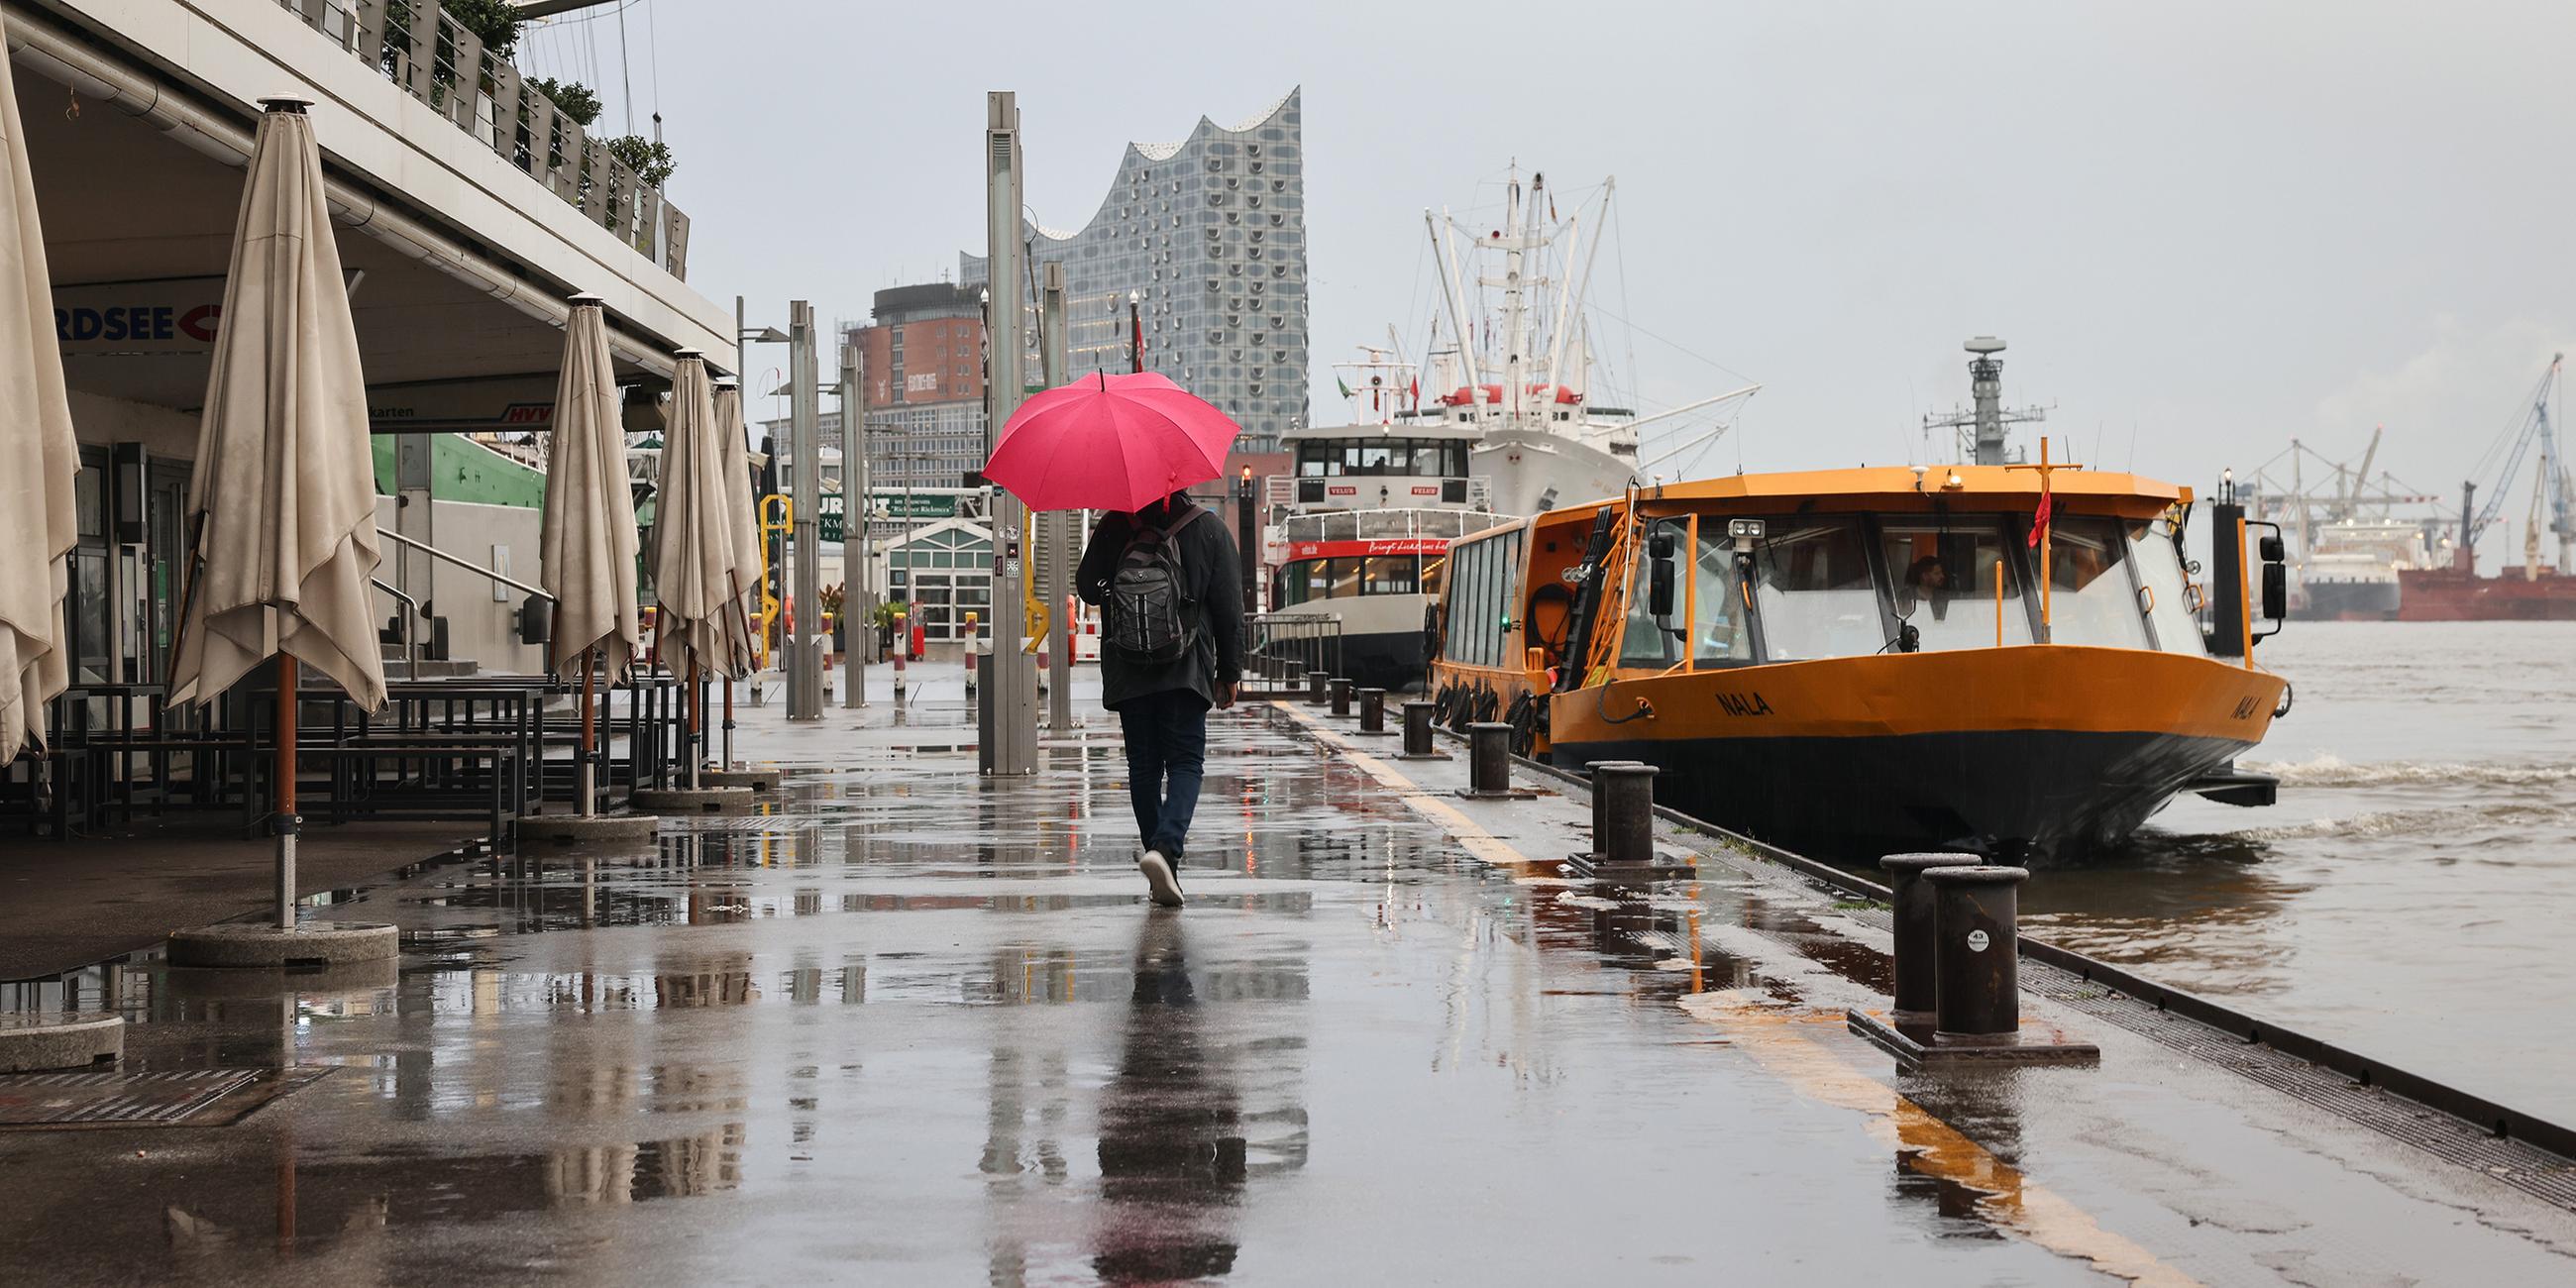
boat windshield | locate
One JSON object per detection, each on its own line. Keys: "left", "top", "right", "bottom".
{"left": 1618, "top": 518, "right": 1691, "bottom": 667}
{"left": 2044, "top": 517, "right": 2152, "bottom": 648}
{"left": 2126, "top": 517, "right": 2204, "bottom": 654}
{"left": 1752, "top": 519, "right": 1883, "bottom": 660}
{"left": 1879, "top": 519, "right": 2033, "bottom": 651}
{"left": 1692, "top": 521, "right": 1755, "bottom": 666}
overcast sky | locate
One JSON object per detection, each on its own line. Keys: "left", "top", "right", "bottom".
{"left": 542, "top": 0, "right": 2576, "bottom": 504}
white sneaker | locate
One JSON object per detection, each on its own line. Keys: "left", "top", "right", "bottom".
{"left": 1138, "top": 850, "right": 1185, "bottom": 908}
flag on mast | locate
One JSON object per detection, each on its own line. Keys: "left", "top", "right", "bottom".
{"left": 1336, "top": 375, "right": 1351, "bottom": 398}
{"left": 2028, "top": 485, "right": 2053, "bottom": 548}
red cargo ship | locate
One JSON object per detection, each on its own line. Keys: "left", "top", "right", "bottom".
{"left": 2397, "top": 567, "right": 2576, "bottom": 620}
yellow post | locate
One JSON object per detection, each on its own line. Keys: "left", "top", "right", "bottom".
{"left": 758, "top": 494, "right": 794, "bottom": 661}
{"left": 2004, "top": 437, "right": 2081, "bottom": 644}
{"left": 2235, "top": 514, "right": 2255, "bottom": 669}
{"left": 1993, "top": 559, "right": 2004, "bottom": 648}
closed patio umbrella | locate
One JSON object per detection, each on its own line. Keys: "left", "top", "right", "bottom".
{"left": 710, "top": 377, "right": 762, "bottom": 763}
{"left": 650, "top": 353, "right": 738, "bottom": 786}
{"left": 0, "top": 7, "right": 81, "bottom": 760}
{"left": 539, "top": 294, "right": 640, "bottom": 814}
{"left": 167, "top": 98, "right": 388, "bottom": 948}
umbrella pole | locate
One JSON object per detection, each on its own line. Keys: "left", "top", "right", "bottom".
{"left": 687, "top": 661, "right": 702, "bottom": 790}
{"left": 579, "top": 647, "right": 596, "bottom": 816}
{"left": 274, "top": 653, "right": 299, "bottom": 932}
{"left": 721, "top": 675, "right": 734, "bottom": 769}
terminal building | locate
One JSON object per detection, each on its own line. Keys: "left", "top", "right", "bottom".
{"left": 962, "top": 88, "right": 1308, "bottom": 454}
{"left": 12, "top": 0, "right": 731, "bottom": 690}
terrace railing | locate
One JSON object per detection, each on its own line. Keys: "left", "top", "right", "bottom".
{"left": 274, "top": 1, "right": 692, "bottom": 279}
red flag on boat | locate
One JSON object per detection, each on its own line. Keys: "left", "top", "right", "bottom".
{"left": 2028, "top": 486, "right": 2052, "bottom": 548}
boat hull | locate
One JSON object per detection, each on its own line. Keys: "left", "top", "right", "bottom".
{"left": 2396, "top": 568, "right": 2576, "bottom": 620}
{"left": 1547, "top": 646, "right": 2285, "bottom": 864}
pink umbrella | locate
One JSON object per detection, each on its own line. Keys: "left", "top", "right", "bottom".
{"left": 985, "top": 371, "right": 1241, "bottom": 513}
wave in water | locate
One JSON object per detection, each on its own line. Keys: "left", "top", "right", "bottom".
{"left": 2228, "top": 799, "right": 2576, "bottom": 843}
{"left": 2243, "top": 753, "right": 2576, "bottom": 790}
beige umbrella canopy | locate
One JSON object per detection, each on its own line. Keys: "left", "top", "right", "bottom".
{"left": 0, "top": 7, "right": 81, "bottom": 759}
{"left": 540, "top": 295, "right": 642, "bottom": 680}
{"left": 167, "top": 99, "right": 386, "bottom": 714}
{"left": 651, "top": 354, "right": 744, "bottom": 683}
{"left": 710, "top": 379, "right": 764, "bottom": 673}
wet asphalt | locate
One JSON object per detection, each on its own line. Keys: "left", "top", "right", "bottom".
{"left": 2, "top": 666, "right": 2572, "bottom": 1285}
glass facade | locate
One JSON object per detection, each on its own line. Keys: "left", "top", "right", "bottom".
{"left": 963, "top": 89, "right": 1309, "bottom": 454}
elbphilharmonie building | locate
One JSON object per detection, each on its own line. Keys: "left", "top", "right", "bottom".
{"left": 965, "top": 88, "right": 1308, "bottom": 453}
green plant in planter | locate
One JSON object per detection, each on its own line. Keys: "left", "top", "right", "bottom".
{"left": 604, "top": 135, "right": 677, "bottom": 188}
{"left": 524, "top": 76, "right": 603, "bottom": 126}
{"left": 424, "top": 0, "right": 524, "bottom": 55}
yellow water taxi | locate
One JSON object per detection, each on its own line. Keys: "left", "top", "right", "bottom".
{"left": 1427, "top": 462, "right": 2293, "bottom": 862}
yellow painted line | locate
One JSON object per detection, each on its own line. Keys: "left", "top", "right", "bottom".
{"left": 1677, "top": 996, "right": 2195, "bottom": 1286}
{"left": 1277, "top": 698, "right": 2193, "bottom": 1286}
{"left": 1273, "top": 701, "right": 1529, "bottom": 867}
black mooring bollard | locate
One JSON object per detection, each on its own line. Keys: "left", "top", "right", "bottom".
{"left": 1357, "top": 688, "right": 1388, "bottom": 733}
{"left": 1879, "top": 853, "right": 1985, "bottom": 1024}
{"left": 1923, "top": 865, "right": 2031, "bottom": 1040}
{"left": 1594, "top": 763, "right": 1660, "bottom": 865}
{"left": 1466, "top": 722, "right": 1513, "bottom": 795}
{"left": 1305, "top": 670, "right": 1328, "bottom": 703}
{"left": 1329, "top": 678, "right": 1353, "bottom": 716}
{"left": 1582, "top": 760, "right": 1639, "bottom": 855}
{"left": 1400, "top": 701, "right": 1439, "bottom": 756}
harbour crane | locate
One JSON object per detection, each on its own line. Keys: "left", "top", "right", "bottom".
{"left": 2452, "top": 355, "right": 2575, "bottom": 574}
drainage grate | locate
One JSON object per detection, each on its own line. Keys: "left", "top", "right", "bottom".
{"left": 0, "top": 1069, "right": 258, "bottom": 1127}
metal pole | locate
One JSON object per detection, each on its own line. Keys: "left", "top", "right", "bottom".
{"left": 1040, "top": 262, "right": 1072, "bottom": 732}
{"left": 842, "top": 340, "right": 869, "bottom": 708}
{"left": 1236, "top": 468, "right": 1257, "bottom": 620}
{"left": 981, "top": 90, "right": 1035, "bottom": 776}
{"left": 789, "top": 300, "right": 823, "bottom": 720}
{"left": 274, "top": 654, "right": 299, "bottom": 931}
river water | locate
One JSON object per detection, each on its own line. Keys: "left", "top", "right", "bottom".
{"left": 2018, "top": 621, "right": 2576, "bottom": 1124}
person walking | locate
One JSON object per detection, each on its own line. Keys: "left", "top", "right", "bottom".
{"left": 1078, "top": 488, "right": 1243, "bottom": 908}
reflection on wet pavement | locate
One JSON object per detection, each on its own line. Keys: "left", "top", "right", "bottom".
{"left": 5, "top": 696, "right": 2569, "bottom": 1284}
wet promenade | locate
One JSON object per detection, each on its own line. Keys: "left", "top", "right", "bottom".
{"left": 3, "top": 665, "right": 2572, "bottom": 1284}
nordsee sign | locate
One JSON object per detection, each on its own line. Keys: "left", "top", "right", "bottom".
{"left": 54, "top": 272, "right": 360, "bottom": 356}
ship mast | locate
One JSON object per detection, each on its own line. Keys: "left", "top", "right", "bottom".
{"left": 1500, "top": 167, "right": 1529, "bottom": 421}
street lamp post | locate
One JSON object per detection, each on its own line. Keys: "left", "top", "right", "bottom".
{"left": 786, "top": 300, "right": 824, "bottom": 720}
{"left": 735, "top": 295, "right": 791, "bottom": 710}
{"left": 839, "top": 341, "right": 870, "bottom": 708}
{"left": 980, "top": 91, "right": 1036, "bottom": 776}
{"left": 1236, "top": 465, "right": 1258, "bottom": 623}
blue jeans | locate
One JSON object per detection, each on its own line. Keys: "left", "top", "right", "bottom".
{"left": 1119, "top": 689, "right": 1209, "bottom": 861}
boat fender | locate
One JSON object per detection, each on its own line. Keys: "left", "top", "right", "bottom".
{"left": 2274, "top": 679, "right": 2295, "bottom": 719}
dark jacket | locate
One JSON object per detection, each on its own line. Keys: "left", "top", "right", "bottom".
{"left": 1077, "top": 495, "right": 1243, "bottom": 710}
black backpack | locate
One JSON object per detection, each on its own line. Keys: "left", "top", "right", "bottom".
{"left": 1106, "top": 508, "right": 1207, "bottom": 666}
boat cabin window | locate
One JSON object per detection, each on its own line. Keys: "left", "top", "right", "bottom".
{"left": 1753, "top": 518, "right": 1883, "bottom": 660}
{"left": 1295, "top": 439, "right": 1470, "bottom": 479}
{"left": 1278, "top": 554, "right": 1442, "bottom": 605}
{"left": 2044, "top": 517, "right": 2152, "bottom": 649}
{"left": 1878, "top": 519, "right": 2033, "bottom": 651}
{"left": 2126, "top": 517, "right": 2204, "bottom": 655}
{"left": 1691, "top": 520, "right": 1754, "bottom": 666}
{"left": 1618, "top": 518, "right": 1691, "bottom": 667}
{"left": 1442, "top": 528, "right": 1523, "bottom": 668}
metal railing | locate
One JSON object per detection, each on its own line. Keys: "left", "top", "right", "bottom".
{"left": 1243, "top": 613, "right": 1342, "bottom": 685}
{"left": 273, "top": 1, "right": 691, "bottom": 278}
{"left": 1282, "top": 508, "right": 1483, "bottom": 543}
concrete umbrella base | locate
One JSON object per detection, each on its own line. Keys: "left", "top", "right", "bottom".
{"left": 165, "top": 921, "right": 400, "bottom": 969}
{"left": 161, "top": 957, "right": 400, "bottom": 1002}
{"left": 627, "top": 787, "right": 756, "bottom": 814}
{"left": 519, "top": 812, "right": 661, "bottom": 844}
{"left": 0, "top": 1011, "right": 123, "bottom": 1073}
{"left": 698, "top": 768, "right": 781, "bottom": 791}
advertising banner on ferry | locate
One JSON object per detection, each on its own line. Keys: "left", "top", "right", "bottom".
{"left": 1287, "top": 537, "right": 1448, "bottom": 561}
